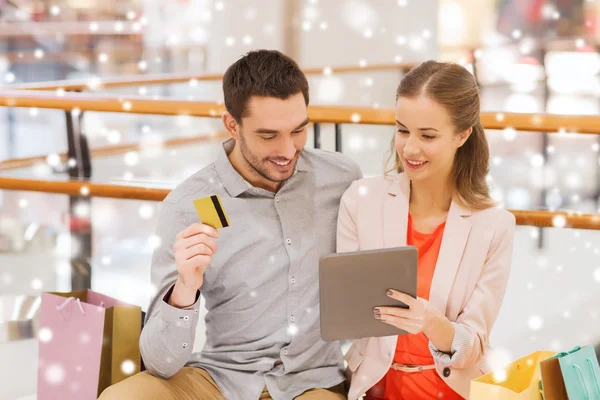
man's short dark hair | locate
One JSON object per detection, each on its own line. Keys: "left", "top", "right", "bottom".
{"left": 222, "top": 49, "right": 309, "bottom": 123}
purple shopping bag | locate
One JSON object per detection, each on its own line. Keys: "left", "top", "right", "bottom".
{"left": 37, "top": 290, "right": 142, "bottom": 399}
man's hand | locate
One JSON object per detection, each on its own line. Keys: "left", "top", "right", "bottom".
{"left": 169, "top": 223, "right": 219, "bottom": 308}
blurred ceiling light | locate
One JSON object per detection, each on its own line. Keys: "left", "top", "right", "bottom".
{"left": 304, "top": 5, "right": 320, "bottom": 22}
{"left": 547, "top": 95, "right": 598, "bottom": 115}
{"left": 438, "top": 1, "right": 465, "bottom": 45}
{"left": 545, "top": 189, "right": 562, "bottom": 210}
{"left": 478, "top": 48, "right": 517, "bottom": 85}
{"left": 348, "top": 136, "right": 364, "bottom": 151}
{"left": 566, "top": 173, "right": 582, "bottom": 189}
{"left": 505, "top": 93, "right": 540, "bottom": 113}
{"left": 546, "top": 51, "right": 600, "bottom": 95}
{"left": 503, "top": 57, "right": 544, "bottom": 93}
{"left": 409, "top": 34, "right": 425, "bottom": 51}
{"left": 341, "top": 0, "right": 380, "bottom": 34}
{"left": 541, "top": 4, "right": 557, "bottom": 19}
{"left": 519, "top": 38, "right": 536, "bottom": 55}
{"left": 190, "top": 27, "right": 208, "bottom": 43}
{"left": 530, "top": 153, "right": 544, "bottom": 167}
{"left": 507, "top": 187, "right": 531, "bottom": 209}
{"left": 546, "top": 51, "right": 600, "bottom": 77}
{"left": 316, "top": 77, "right": 344, "bottom": 104}
{"left": 502, "top": 127, "right": 517, "bottom": 141}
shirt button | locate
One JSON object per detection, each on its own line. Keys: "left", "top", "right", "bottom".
{"left": 290, "top": 316, "right": 295, "bottom": 322}
{"left": 286, "top": 238, "right": 291, "bottom": 245}
{"left": 283, "top": 349, "right": 288, "bottom": 356}
{"left": 443, "top": 367, "right": 451, "bottom": 377}
{"left": 291, "top": 277, "right": 296, "bottom": 284}
{"left": 253, "top": 189, "right": 259, "bottom": 193}
{"left": 182, "top": 343, "right": 188, "bottom": 348}
{"left": 183, "top": 316, "right": 189, "bottom": 321}
{"left": 275, "top": 196, "right": 280, "bottom": 202}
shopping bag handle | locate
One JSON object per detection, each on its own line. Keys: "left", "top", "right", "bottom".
{"left": 573, "top": 358, "right": 600, "bottom": 400}
{"left": 56, "top": 297, "right": 86, "bottom": 315}
{"left": 555, "top": 346, "right": 582, "bottom": 358}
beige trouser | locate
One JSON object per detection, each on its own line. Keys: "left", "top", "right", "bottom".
{"left": 98, "top": 367, "right": 347, "bottom": 400}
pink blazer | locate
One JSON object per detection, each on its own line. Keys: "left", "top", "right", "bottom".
{"left": 336, "top": 173, "right": 515, "bottom": 399}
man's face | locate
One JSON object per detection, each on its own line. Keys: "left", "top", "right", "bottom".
{"left": 236, "top": 94, "right": 309, "bottom": 184}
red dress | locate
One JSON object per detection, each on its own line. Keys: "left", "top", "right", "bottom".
{"left": 365, "top": 214, "right": 463, "bottom": 400}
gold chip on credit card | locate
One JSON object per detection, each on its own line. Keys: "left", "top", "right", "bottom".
{"left": 193, "top": 195, "right": 231, "bottom": 229}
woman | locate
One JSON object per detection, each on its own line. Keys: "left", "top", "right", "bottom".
{"left": 336, "top": 61, "right": 515, "bottom": 400}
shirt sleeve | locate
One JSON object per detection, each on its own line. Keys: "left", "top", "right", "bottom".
{"left": 139, "top": 200, "right": 203, "bottom": 379}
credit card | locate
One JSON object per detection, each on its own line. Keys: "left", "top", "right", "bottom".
{"left": 193, "top": 195, "right": 230, "bottom": 229}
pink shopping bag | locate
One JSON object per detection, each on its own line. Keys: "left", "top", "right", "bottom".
{"left": 37, "top": 290, "right": 141, "bottom": 399}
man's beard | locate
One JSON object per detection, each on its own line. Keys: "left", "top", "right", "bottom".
{"left": 238, "top": 134, "right": 301, "bottom": 183}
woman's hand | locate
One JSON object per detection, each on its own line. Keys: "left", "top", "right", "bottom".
{"left": 377, "top": 288, "right": 452, "bottom": 336}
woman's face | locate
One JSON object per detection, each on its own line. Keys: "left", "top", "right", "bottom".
{"left": 394, "top": 95, "right": 470, "bottom": 184}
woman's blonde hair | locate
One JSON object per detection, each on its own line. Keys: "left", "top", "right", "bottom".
{"left": 386, "top": 60, "right": 495, "bottom": 210}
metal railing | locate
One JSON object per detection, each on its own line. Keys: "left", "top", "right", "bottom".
{"left": 2, "top": 84, "right": 600, "bottom": 288}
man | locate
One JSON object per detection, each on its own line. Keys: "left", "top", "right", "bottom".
{"left": 100, "top": 49, "right": 362, "bottom": 400}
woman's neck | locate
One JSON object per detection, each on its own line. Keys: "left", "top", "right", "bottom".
{"left": 409, "top": 175, "right": 454, "bottom": 215}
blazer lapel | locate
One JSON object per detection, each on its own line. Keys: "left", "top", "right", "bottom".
{"left": 383, "top": 174, "right": 410, "bottom": 249}
{"left": 429, "top": 200, "right": 472, "bottom": 315}
{"left": 381, "top": 174, "right": 410, "bottom": 357}
{"left": 380, "top": 174, "right": 471, "bottom": 354}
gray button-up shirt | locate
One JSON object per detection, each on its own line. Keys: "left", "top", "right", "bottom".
{"left": 140, "top": 139, "right": 362, "bottom": 400}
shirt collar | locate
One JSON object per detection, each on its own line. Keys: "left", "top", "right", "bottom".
{"left": 215, "top": 139, "right": 312, "bottom": 197}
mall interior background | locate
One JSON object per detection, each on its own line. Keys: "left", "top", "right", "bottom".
{"left": 1, "top": 0, "right": 600, "bottom": 398}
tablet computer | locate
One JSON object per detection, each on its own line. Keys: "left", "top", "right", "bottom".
{"left": 319, "top": 246, "right": 418, "bottom": 341}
